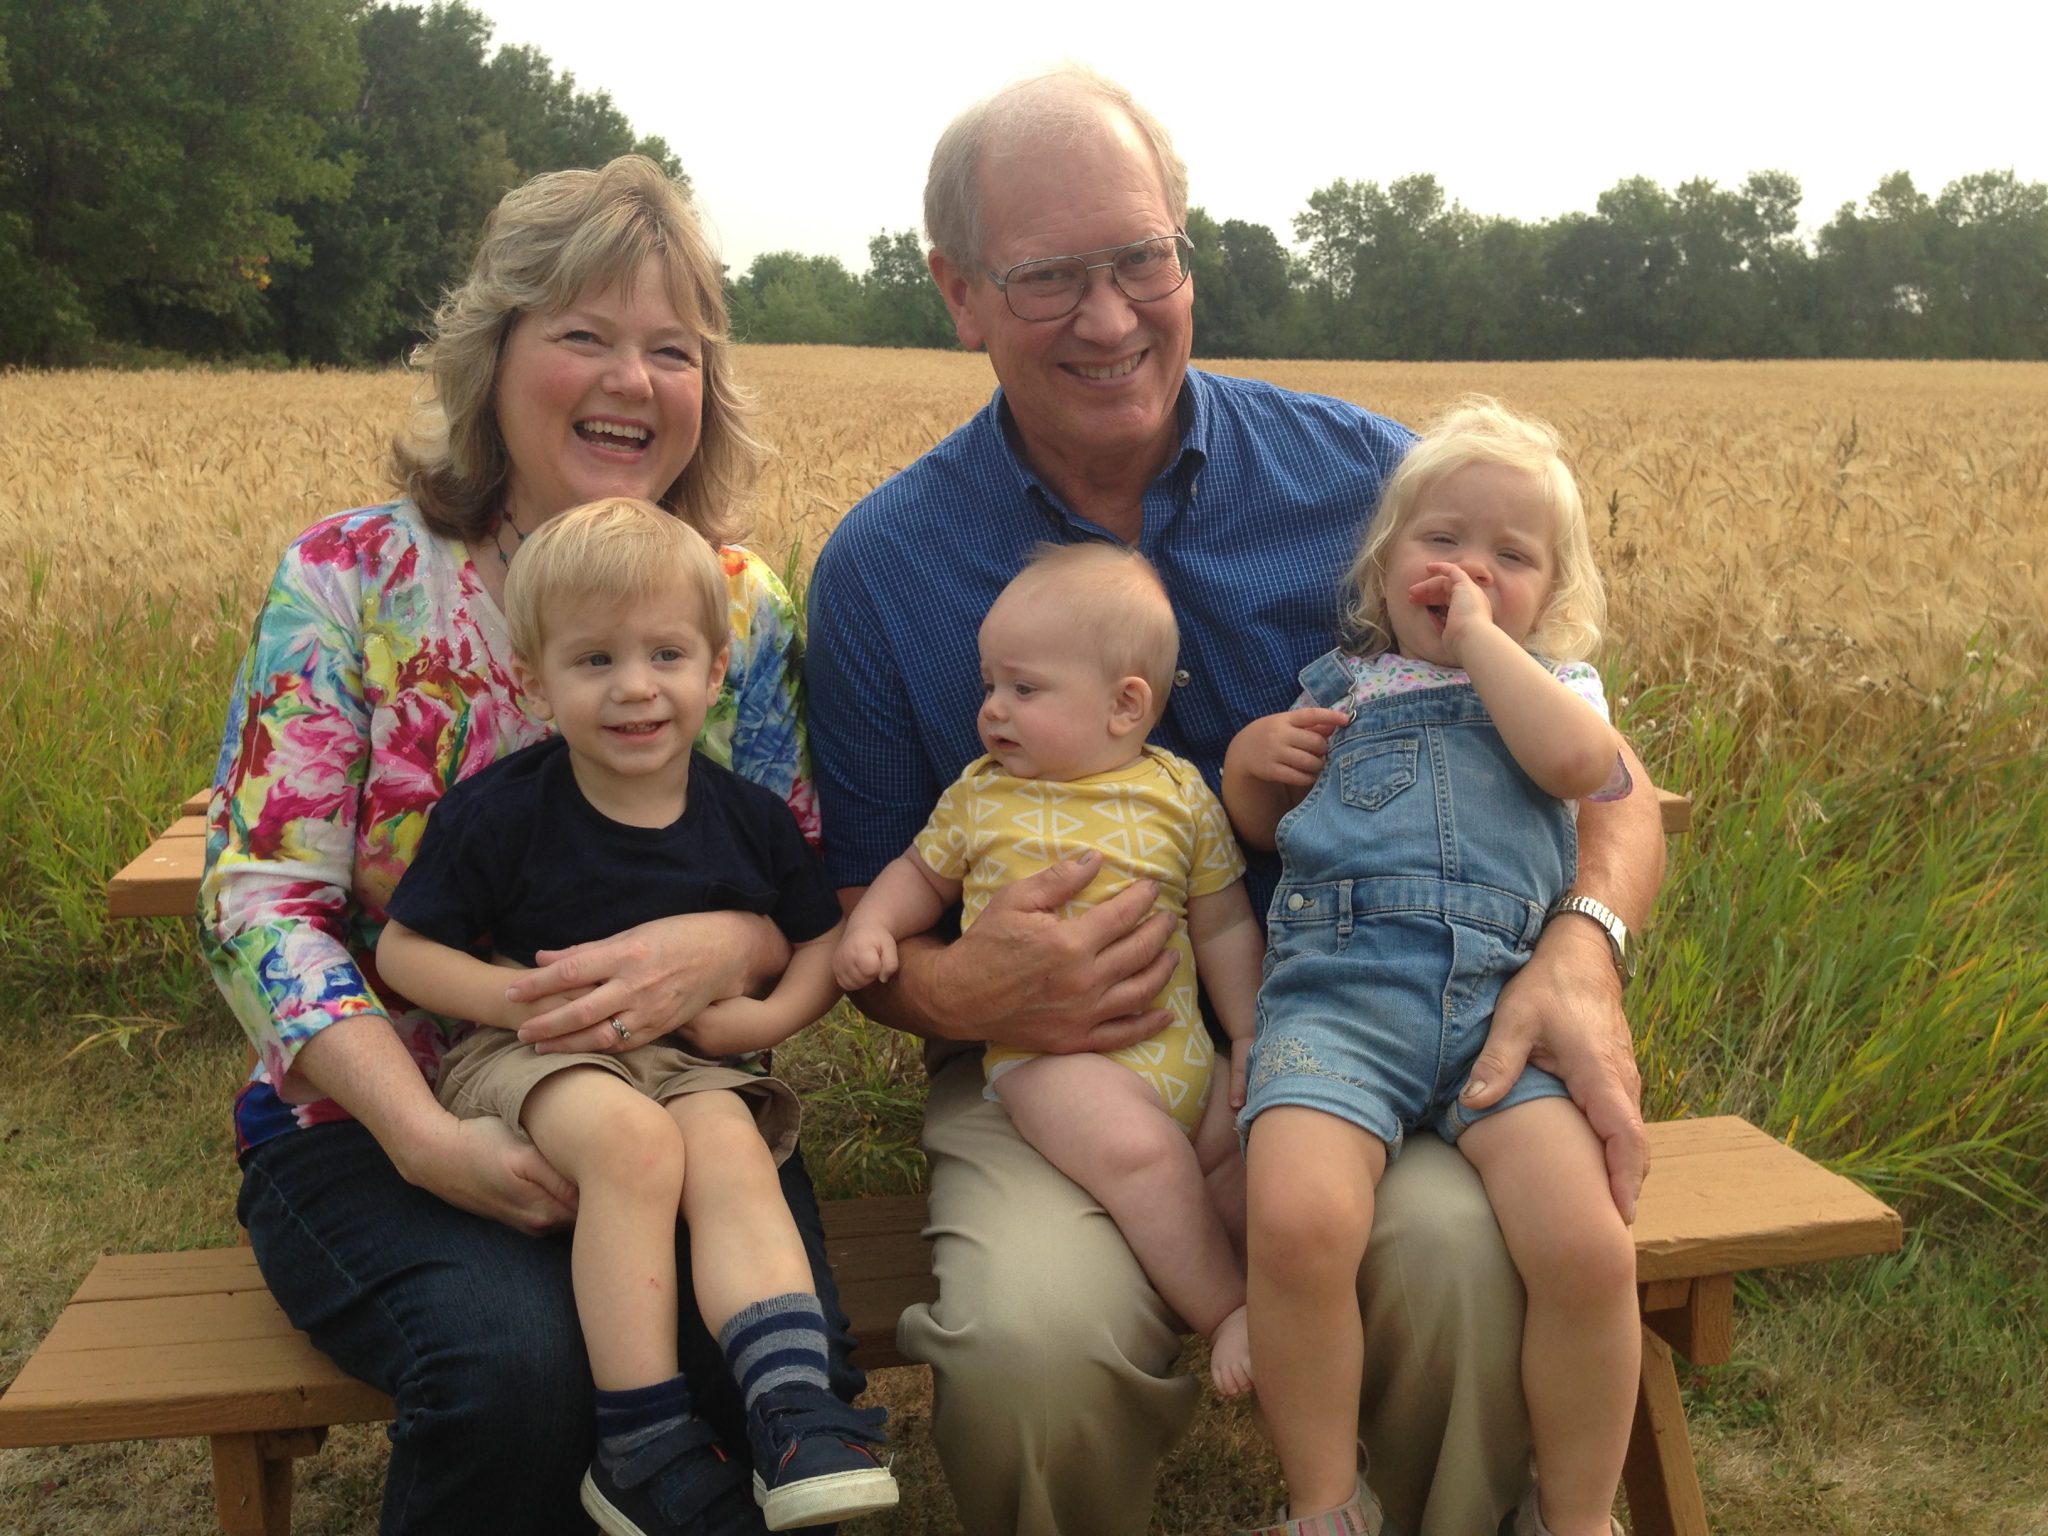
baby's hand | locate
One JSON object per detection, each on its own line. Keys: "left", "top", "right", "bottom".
{"left": 833, "top": 928, "right": 899, "bottom": 991}
{"left": 1228, "top": 1036, "right": 1251, "bottom": 1112}
{"left": 1409, "top": 563, "right": 1497, "bottom": 660}
{"left": 1228, "top": 708, "right": 1346, "bottom": 788}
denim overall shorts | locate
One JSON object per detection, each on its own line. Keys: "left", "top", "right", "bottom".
{"left": 1238, "top": 648, "right": 1578, "bottom": 1155}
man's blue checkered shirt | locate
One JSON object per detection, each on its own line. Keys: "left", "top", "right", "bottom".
{"left": 806, "top": 367, "right": 1413, "bottom": 920}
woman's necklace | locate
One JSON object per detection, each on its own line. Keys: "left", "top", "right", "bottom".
{"left": 493, "top": 511, "right": 529, "bottom": 568}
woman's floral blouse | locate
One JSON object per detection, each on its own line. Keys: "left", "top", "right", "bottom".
{"left": 200, "top": 501, "right": 815, "bottom": 1154}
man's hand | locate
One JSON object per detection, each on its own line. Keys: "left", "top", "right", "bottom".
{"left": 921, "top": 850, "right": 1177, "bottom": 1054}
{"left": 1460, "top": 917, "right": 1647, "bottom": 1220}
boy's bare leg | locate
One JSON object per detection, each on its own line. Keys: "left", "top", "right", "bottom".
{"left": 1458, "top": 1099, "right": 1638, "bottom": 1536}
{"left": 995, "top": 1053, "right": 1251, "bottom": 1394}
{"left": 520, "top": 1067, "right": 687, "bottom": 1390}
{"left": 668, "top": 1089, "right": 815, "bottom": 1331}
{"left": 1246, "top": 1105, "right": 1386, "bottom": 1515}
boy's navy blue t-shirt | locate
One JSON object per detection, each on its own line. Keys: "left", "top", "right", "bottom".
{"left": 386, "top": 734, "right": 841, "bottom": 968}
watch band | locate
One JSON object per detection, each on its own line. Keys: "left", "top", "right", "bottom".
{"left": 1546, "top": 893, "right": 1634, "bottom": 982}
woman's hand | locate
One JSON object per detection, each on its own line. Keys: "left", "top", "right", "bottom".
{"left": 396, "top": 1113, "right": 580, "bottom": 1235}
{"left": 505, "top": 908, "right": 788, "bottom": 1055}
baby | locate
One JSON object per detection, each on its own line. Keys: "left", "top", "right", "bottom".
{"left": 377, "top": 498, "right": 896, "bottom": 1535}
{"left": 836, "top": 541, "right": 1263, "bottom": 1392}
{"left": 1224, "top": 399, "right": 1639, "bottom": 1536}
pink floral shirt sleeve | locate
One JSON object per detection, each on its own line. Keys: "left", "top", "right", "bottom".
{"left": 200, "top": 502, "right": 813, "bottom": 1152}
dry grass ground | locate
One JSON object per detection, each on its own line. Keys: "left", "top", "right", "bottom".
{"left": 4, "top": 352, "right": 2045, "bottom": 1533}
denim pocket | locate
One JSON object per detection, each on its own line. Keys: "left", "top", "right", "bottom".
{"left": 1337, "top": 738, "right": 1418, "bottom": 812}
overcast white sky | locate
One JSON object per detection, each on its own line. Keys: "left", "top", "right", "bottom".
{"left": 470, "top": 0, "right": 2044, "bottom": 275}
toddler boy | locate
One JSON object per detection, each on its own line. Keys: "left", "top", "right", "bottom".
{"left": 377, "top": 497, "right": 897, "bottom": 1536}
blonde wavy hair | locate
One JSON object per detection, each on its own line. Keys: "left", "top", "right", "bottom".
{"left": 1343, "top": 397, "right": 1606, "bottom": 663}
{"left": 392, "top": 155, "right": 763, "bottom": 545}
{"left": 503, "top": 497, "right": 730, "bottom": 664}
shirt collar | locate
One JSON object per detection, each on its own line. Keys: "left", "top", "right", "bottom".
{"left": 985, "top": 371, "right": 1213, "bottom": 527}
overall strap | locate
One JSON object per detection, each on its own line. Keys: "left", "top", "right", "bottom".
{"left": 1295, "top": 648, "right": 1356, "bottom": 712}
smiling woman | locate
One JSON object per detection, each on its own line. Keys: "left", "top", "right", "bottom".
{"left": 194, "top": 156, "right": 865, "bottom": 1536}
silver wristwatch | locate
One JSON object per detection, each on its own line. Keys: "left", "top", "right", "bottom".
{"left": 1546, "top": 894, "right": 1634, "bottom": 982}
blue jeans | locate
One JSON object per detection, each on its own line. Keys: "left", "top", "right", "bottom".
{"left": 237, "top": 1120, "right": 863, "bottom": 1536}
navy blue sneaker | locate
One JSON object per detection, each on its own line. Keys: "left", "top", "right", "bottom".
{"left": 744, "top": 1385, "right": 898, "bottom": 1531}
{"left": 581, "top": 1415, "right": 764, "bottom": 1536}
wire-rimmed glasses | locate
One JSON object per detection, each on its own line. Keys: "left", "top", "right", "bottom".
{"left": 987, "top": 232, "right": 1194, "bottom": 321}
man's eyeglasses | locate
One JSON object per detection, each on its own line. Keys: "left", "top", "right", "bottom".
{"left": 987, "top": 232, "right": 1194, "bottom": 322}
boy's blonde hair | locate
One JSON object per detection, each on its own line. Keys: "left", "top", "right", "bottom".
{"left": 1006, "top": 543, "right": 1179, "bottom": 725}
{"left": 504, "top": 498, "right": 729, "bottom": 662}
{"left": 1343, "top": 396, "right": 1605, "bottom": 663}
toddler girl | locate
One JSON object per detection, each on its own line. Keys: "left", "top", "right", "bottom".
{"left": 1223, "top": 399, "right": 1638, "bottom": 1536}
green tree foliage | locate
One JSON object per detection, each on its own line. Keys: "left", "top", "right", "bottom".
{"left": 728, "top": 252, "right": 865, "bottom": 345}
{"left": 1185, "top": 208, "right": 1294, "bottom": 358}
{"left": 483, "top": 42, "right": 682, "bottom": 183}
{"left": 0, "top": 0, "right": 359, "bottom": 362}
{"left": 858, "top": 229, "right": 954, "bottom": 349}
{"left": 268, "top": 2, "right": 516, "bottom": 365}
{"left": 4, "top": 7, "right": 2042, "bottom": 366}
{"left": 271, "top": 1, "right": 691, "bottom": 365}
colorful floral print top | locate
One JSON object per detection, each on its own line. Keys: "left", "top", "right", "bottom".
{"left": 199, "top": 500, "right": 816, "bottom": 1154}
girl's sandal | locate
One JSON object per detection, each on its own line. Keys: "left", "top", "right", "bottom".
{"left": 1510, "top": 1486, "right": 1623, "bottom": 1536}
{"left": 1235, "top": 1479, "right": 1386, "bottom": 1536}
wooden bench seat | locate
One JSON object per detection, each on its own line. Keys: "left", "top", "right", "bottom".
{"left": 1, "top": 1119, "right": 1896, "bottom": 1536}
{"left": 5, "top": 786, "right": 1899, "bottom": 1536}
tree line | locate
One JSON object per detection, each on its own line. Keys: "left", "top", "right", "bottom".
{"left": 4, "top": 0, "right": 2044, "bottom": 366}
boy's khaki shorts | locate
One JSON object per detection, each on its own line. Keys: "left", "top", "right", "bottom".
{"left": 435, "top": 1028, "right": 800, "bottom": 1166}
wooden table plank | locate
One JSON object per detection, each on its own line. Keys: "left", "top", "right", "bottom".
{"left": 1634, "top": 1118, "right": 1900, "bottom": 1280}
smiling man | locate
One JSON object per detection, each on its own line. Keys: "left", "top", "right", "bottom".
{"left": 806, "top": 67, "right": 1665, "bottom": 1536}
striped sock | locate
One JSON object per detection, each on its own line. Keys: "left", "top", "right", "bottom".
{"left": 717, "top": 1291, "right": 830, "bottom": 1412}
{"left": 593, "top": 1373, "right": 695, "bottom": 1472}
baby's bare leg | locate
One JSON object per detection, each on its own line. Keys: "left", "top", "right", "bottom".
{"left": 667, "top": 1090, "right": 814, "bottom": 1332}
{"left": 996, "top": 1053, "right": 1251, "bottom": 1393}
{"left": 1459, "top": 1098, "right": 1639, "bottom": 1536}
{"left": 520, "top": 1067, "right": 686, "bottom": 1391}
{"left": 1192, "top": 1075, "right": 1248, "bottom": 1261}
{"left": 1246, "top": 1105, "right": 1386, "bottom": 1516}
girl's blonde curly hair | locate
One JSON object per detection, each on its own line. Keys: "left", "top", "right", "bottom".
{"left": 1342, "top": 396, "right": 1605, "bottom": 663}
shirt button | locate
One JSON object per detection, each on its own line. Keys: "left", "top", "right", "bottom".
{"left": 1173, "top": 669, "right": 1191, "bottom": 689}
{"left": 1287, "top": 893, "right": 1307, "bottom": 911}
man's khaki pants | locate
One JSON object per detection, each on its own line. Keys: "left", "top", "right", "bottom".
{"left": 897, "top": 1054, "right": 1530, "bottom": 1536}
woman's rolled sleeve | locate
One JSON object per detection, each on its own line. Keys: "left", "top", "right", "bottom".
{"left": 199, "top": 537, "right": 386, "bottom": 1095}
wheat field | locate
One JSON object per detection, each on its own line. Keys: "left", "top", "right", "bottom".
{"left": 3, "top": 352, "right": 2045, "bottom": 1534}
{"left": 6, "top": 353, "right": 2044, "bottom": 736}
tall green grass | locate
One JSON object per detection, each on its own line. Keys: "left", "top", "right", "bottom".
{"left": 1627, "top": 654, "right": 2046, "bottom": 1222}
